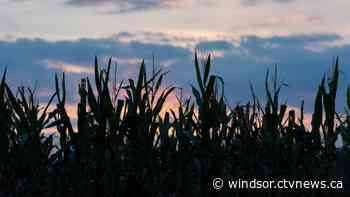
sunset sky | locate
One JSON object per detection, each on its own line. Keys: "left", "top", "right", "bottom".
{"left": 1, "top": 0, "right": 350, "bottom": 115}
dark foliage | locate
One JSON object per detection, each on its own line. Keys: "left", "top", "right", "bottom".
{"left": 0, "top": 54, "right": 350, "bottom": 197}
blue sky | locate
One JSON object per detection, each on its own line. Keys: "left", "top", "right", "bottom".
{"left": 1, "top": 0, "right": 350, "bottom": 116}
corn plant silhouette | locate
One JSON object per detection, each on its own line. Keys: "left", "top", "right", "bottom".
{"left": 0, "top": 54, "right": 349, "bottom": 197}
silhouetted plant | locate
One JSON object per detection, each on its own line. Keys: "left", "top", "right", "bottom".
{"left": 0, "top": 54, "right": 349, "bottom": 197}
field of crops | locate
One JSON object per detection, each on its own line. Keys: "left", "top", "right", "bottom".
{"left": 0, "top": 53, "right": 349, "bottom": 197}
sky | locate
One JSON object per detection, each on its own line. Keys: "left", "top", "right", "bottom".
{"left": 1, "top": 0, "right": 350, "bottom": 119}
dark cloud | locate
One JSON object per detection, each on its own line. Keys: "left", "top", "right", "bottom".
{"left": 66, "top": 0, "right": 111, "bottom": 6}
{"left": 196, "top": 40, "right": 234, "bottom": 51}
{"left": 0, "top": 35, "right": 191, "bottom": 102}
{"left": 65, "top": 0, "right": 186, "bottom": 13}
{"left": 193, "top": 34, "right": 348, "bottom": 110}
{"left": 1, "top": 33, "right": 350, "bottom": 112}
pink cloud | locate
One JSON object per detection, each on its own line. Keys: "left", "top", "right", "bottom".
{"left": 66, "top": 0, "right": 193, "bottom": 13}
{"left": 44, "top": 60, "right": 94, "bottom": 74}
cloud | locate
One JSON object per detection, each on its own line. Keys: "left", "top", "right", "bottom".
{"left": 65, "top": 0, "right": 293, "bottom": 11}
{"left": 1, "top": 32, "right": 350, "bottom": 114}
{"left": 246, "top": 14, "right": 322, "bottom": 28}
{"left": 0, "top": 34, "right": 191, "bottom": 103}
{"left": 45, "top": 60, "right": 94, "bottom": 74}
{"left": 65, "top": 0, "right": 191, "bottom": 13}
{"left": 241, "top": 0, "right": 295, "bottom": 6}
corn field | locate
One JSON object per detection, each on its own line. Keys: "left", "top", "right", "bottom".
{"left": 0, "top": 53, "right": 350, "bottom": 197}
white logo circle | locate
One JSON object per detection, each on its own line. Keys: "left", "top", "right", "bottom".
{"left": 212, "top": 178, "right": 224, "bottom": 190}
